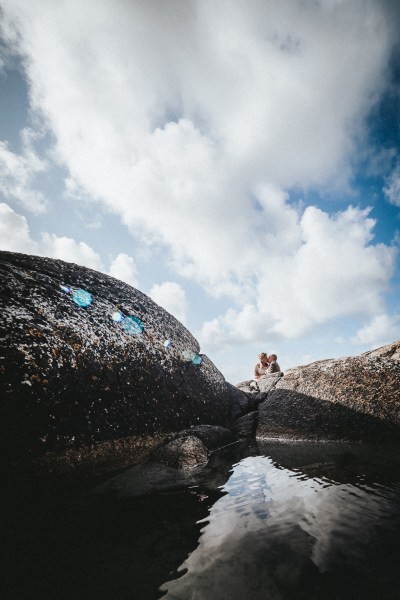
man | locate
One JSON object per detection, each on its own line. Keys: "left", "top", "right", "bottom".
{"left": 267, "top": 353, "right": 281, "bottom": 373}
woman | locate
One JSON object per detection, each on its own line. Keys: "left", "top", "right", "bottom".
{"left": 254, "top": 352, "right": 269, "bottom": 379}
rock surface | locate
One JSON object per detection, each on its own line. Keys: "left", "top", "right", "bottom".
{"left": 0, "top": 251, "right": 245, "bottom": 474}
{"left": 150, "top": 425, "right": 238, "bottom": 470}
{"left": 90, "top": 425, "right": 247, "bottom": 500}
{"left": 257, "top": 341, "right": 400, "bottom": 442}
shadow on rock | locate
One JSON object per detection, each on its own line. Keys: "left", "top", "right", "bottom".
{"left": 258, "top": 388, "right": 400, "bottom": 443}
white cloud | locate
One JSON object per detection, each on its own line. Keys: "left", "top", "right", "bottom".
{"left": 0, "top": 201, "right": 38, "bottom": 253}
{"left": 384, "top": 164, "right": 400, "bottom": 207}
{"left": 109, "top": 253, "right": 138, "bottom": 287}
{"left": 1, "top": 0, "right": 394, "bottom": 286}
{"left": 1, "top": 1, "right": 399, "bottom": 353}
{"left": 0, "top": 129, "right": 48, "bottom": 213}
{"left": 0, "top": 202, "right": 123, "bottom": 274}
{"left": 352, "top": 313, "right": 400, "bottom": 347}
{"left": 199, "top": 204, "right": 397, "bottom": 349}
{"left": 40, "top": 232, "right": 103, "bottom": 271}
{"left": 149, "top": 281, "right": 188, "bottom": 325}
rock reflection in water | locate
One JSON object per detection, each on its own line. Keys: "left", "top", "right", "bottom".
{"left": 160, "top": 446, "right": 400, "bottom": 600}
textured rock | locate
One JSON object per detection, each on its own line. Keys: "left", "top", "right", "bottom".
{"left": 257, "top": 372, "right": 284, "bottom": 394}
{"left": 150, "top": 425, "right": 238, "bottom": 469}
{"left": 236, "top": 372, "right": 283, "bottom": 395}
{"left": 152, "top": 435, "right": 209, "bottom": 470}
{"left": 257, "top": 341, "right": 400, "bottom": 442}
{"left": 0, "top": 251, "right": 245, "bottom": 474}
{"left": 230, "top": 411, "right": 258, "bottom": 438}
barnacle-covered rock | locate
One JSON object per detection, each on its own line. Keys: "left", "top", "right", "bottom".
{"left": 257, "top": 341, "right": 400, "bottom": 442}
{"left": 0, "top": 251, "right": 245, "bottom": 475}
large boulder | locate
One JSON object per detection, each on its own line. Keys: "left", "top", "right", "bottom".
{"left": 0, "top": 251, "right": 245, "bottom": 475}
{"left": 257, "top": 341, "right": 400, "bottom": 442}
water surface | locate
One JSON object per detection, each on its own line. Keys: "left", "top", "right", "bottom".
{"left": 3, "top": 442, "right": 400, "bottom": 600}
{"left": 161, "top": 443, "right": 400, "bottom": 599}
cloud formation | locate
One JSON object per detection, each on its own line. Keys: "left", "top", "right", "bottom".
{"left": 1, "top": 0, "right": 399, "bottom": 352}
{"left": 384, "top": 164, "right": 400, "bottom": 207}
{"left": 0, "top": 203, "right": 139, "bottom": 285}
{"left": 0, "top": 129, "right": 47, "bottom": 213}
{"left": 352, "top": 313, "right": 400, "bottom": 347}
{"left": 109, "top": 253, "right": 139, "bottom": 288}
{"left": 200, "top": 204, "right": 397, "bottom": 349}
{"left": 0, "top": 201, "right": 37, "bottom": 253}
{"left": 149, "top": 281, "right": 188, "bottom": 325}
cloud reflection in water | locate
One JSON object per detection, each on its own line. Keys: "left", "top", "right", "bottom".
{"left": 160, "top": 455, "right": 400, "bottom": 599}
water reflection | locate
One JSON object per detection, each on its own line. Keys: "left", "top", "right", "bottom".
{"left": 160, "top": 450, "right": 400, "bottom": 600}
{"left": 4, "top": 443, "right": 400, "bottom": 600}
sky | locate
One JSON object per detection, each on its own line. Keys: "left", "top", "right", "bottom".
{"left": 1, "top": 0, "right": 400, "bottom": 384}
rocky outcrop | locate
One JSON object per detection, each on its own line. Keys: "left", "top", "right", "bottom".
{"left": 150, "top": 425, "right": 239, "bottom": 470}
{"left": 0, "top": 251, "right": 246, "bottom": 475}
{"left": 90, "top": 424, "right": 247, "bottom": 500}
{"left": 234, "top": 373, "right": 284, "bottom": 438}
{"left": 256, "top": 341, "right": 400, "bottom": 442}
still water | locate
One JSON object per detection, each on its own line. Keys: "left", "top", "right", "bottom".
{"left": 4, "top": 442, "right": 400, "bottom": 600}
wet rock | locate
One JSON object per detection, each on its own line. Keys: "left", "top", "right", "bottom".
{"left": 230, "top": 412, "right": 258, "bottom": 439}
{"left": 89, "top": 426, "right": 247, "bottom": 499}
{"left": 257, "top": 340, "right": 400, "bottom": 442}
{"left": 150, "top": 425, "right": 238, "bottom": 469}
{"left": 152, "top": 435, "right": 209, "bottom": 470}
{"left": 0, "top": 251, "right": 247, "bottom": 475}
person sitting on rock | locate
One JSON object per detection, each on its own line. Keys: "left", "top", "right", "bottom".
{"left": 267, "top": 353, "right": 281, "bottom": 373}
{"left": 254, "top": 352, "right": 269, "bottom": 379}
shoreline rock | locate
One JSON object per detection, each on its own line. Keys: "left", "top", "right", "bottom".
{"left": 3, "top": 250, "right": 399, "bottom": 481}
{"left": 255, "top": 341, "right": 400, "bottom": 443}
{"left": 0, "top": 251, "right": 246, "bottom": 477}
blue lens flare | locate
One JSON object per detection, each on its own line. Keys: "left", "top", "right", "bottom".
{"left": 191, "top": 354, "right": 203, "bottom": 365}
{"left": 121, "top": 315, "right": 144, "bottom": 335}
{"left": 164, "top": 339, "right": 171, "bottom": 348}
{"left": 71, "top": 288, "right": 92, "bottom": 307}
{"left": 112, "top": 311, "right": 124, "bottom": 322}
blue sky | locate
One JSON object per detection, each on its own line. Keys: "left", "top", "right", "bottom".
{"left": 1, "top": 0, "right": 400, "bottom": 383}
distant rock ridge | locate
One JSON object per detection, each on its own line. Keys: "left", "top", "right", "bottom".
{"left": 235, "top": 341, "right": 400, "bottom": 443}
{"left": 0, "top": 251, "right": 246, "bottom": 476}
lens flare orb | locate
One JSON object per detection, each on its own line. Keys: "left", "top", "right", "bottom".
{"left": 71, "top": 288, "right": 92, "bottom": 307}
{"left": 191, "top": 354, "right": 203, "bottom": 365}
{"left": 121, "top": 315, "right": 144, "bottom": 335}
{"left": 112, "top": 311, "right": 124, "bottom": 322}
{"left": 164, "top": 339, "right": 171, "bottom": 348}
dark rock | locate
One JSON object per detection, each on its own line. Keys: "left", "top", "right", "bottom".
{"left": 0, "top": 251, "right": 247, "bottom": 475}
{"left": 183, "top": 424, "right": 238, "bottom": 450}
{"left": 152, "top": 435, "right": 209, "bottom": 469}
{"left": 89, "top": 426, "right": 249, "bottom": 500}
{"left": 253, "top": 392, "right": 268, "bottom": 403}
{"left": 257, "top": 341, "right": 400, "bottom": 442}
{"left": 230, "top": 412, "right": 258, "bottom": 438}
{"left": 150, "top": 425, "right": 238, "bottom": 469}
{"left": 235, "top": 374, "right": 282, "bottom": 412}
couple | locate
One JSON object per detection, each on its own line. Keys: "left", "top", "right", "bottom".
{"left": 254, "top": 352, "right": 280, "bottom": 379}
